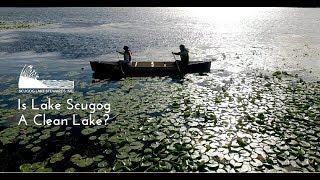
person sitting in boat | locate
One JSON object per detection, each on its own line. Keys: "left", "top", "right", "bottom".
{"left": 172, "top": 44, "right": 189, "bottom": 68}
{"left": 116, "top": 46, "right": 132, "bottom": 65}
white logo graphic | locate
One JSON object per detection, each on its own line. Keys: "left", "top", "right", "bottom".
{"left": 19, "top": 65, "right": 74, "bottom": 93}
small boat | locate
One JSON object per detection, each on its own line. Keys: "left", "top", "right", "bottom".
{"left": 90, "top": 60, "right": 211, "bottom": 79}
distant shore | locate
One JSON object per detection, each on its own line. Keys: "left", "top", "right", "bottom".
{"left": 0, "top": 21, "right": 47, "bottom": 30}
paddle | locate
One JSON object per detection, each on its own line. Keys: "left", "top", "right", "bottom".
{"left": 116, "top": 49, "right": 125, "bottom": 76}
{"left": 172, "top": 53, "right": 182, "bottom": 77}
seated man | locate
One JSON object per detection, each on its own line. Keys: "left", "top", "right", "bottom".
{"left": 116, "top": 46, "right": 132, "bottom": 65}
{"left": 172, "top": 44, "right": 189, "bottom": 69}
{"left": 116, "top": 46, "right": 132, "bottom": 76}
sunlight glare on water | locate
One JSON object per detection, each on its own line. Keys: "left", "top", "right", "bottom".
{"left": 0, "top": 7, "right": 319, "bottom": 80}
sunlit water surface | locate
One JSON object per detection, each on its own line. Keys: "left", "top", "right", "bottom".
{"left": 0, "top": 8, "right": 319, "bottom": 172}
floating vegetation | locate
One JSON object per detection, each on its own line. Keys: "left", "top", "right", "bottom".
{"left": 56, "top": 131, "right": 65, "bottom": 137}
{"left": 31, "top": 146, "right": 41, "bottom": 152}
{"left": 19, "top": 162, "right": 51, "bottom": 172}
{"left": 0, "top": 21, "right": 48, "bottom": 29}
{"left": 65, "top": 168, "right": 76, "bottom": 172}
{"left": 0, "top": 69, "right": 320, "bottom": 172}
{"left": 61, "top": 145, "right": 71, "bottom": 152}
{"left": 81, "top": 128, "right": 97, "bottom": 136}
{"left": 49, "top": 153, "right": 64, "bottom": 164}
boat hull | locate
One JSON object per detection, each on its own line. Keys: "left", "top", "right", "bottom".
{"left": 90, "top": 61, "right": 211, "bottom": 79}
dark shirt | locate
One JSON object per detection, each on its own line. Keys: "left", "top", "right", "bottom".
{"left": 179, "top": 50, "right": 189, "bottom": 65}
{"left": 174, "top": 50, "right": 189, "bottom": 65}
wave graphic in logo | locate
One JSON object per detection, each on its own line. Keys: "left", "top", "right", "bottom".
{"left": 18, "top": 65, "right": 74, "bottom": 92}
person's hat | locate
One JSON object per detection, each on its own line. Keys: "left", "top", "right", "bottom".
{"left": 123, "top": 46, "right": 129, "bottom": 50}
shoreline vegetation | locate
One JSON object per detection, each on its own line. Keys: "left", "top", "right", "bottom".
{"left": 0, "top": 21, "right": 48, "bottom": 30}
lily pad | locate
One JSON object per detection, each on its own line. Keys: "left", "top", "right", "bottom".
{"left": 230, "top": 160, "right": 242, "bottom": 168}
{"left": 113, "top": 161, "right": 124, "bottom": 171}
{"left": 50, "top": 153, "right": 64, "bottom": 163}
{"left": 26, "top": 144, "right": 33, "bottom": 149}
{"left": 130, "top": 156, "right": 142, "bottom": 163}
{"left": 19, "top": 163, "right": 32, "bottom": 172}
{"left": 141, "top": 161, "right": 152, "bottom": 167}
{"left": 207, "top": 160, "right": 219, "bottom": 170}
{"left": 300, "top": 141, "right": 311, "bottom": 148}
{"left": 70, "top": 154, "right": 82, "bottom": 163}
{"left": 81, "top": 128, "right": 97, "bottom": 136}
{"left": 104, "top": 149, "right": 113, "bottom": 155}
{"left": 66, "top": 127, "right": 72, "bottom": 131}
{"left": 296, "top": 159, "right": 309, "bottom": 167}
{"left": 236, "top": 137, "right": 248, "bottom": 147}
{"left": 250, "top": 159, "right": 263, "bottom": 167}
{"left": 239, "top": 164, "right": 251, "bottom": 172}
{"left": 130, "top": 141, "right": 144, "bottom": 150}
{"left": 278, "top": 159, "right": 290, "bottom": 166}
{"left": 76, "top": 158, "right": 94, "bottom": 168}
{"left": 183, "top": 111, "right": 191, "bottom": 117}
{"left": 29, "top": 162, "right": 45, "bottom": 170}
{"left": 65, "top": 168, "right": 76, "bottom": 172}
{"left": 62, "top": 145, "right": 71, "bottom": 151}
{"left": 89, "top": 136, "right": 97, "bottom": 140}
{"left": 19, "top": 140, "right": 29, "bottom": 145}
{"left": 93, "top": 155, "right": 104, "bottom": 162}
{"left": 182, "top": 137, "right": 191, "bottom": 144}
{"left": 36, "top": 167, "right": 52, "bottom": 172}
{"left": 98, "top": 168, "right": 112, "bottom": 172}
{"left": 188, "top": 122, "right": 199, "bottom": 127}
{"left": 39, "top": 133, "right": 51, "bottom": 140}
{"left": 56, "top": 132, "right": 65, "bottom": 137}
{"left": 98, "top": 161, "right": 109, "bottom": 168}
{"left": 116, "top": 153, "right": 128, "bottom": 159}
{"left": 31, "top": 146, "right": 41, "bottom": 152}
{"left": 33, "top": 139, "right": 41, "bottom": 144}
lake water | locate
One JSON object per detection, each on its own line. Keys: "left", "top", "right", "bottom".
{"left": 0, "top": 7, "right": 319, "bottom": 80}
{"left": 0, "top": 8, "right": 319, "bottom": 172}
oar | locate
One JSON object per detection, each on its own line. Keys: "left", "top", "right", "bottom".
{"left": 172, "top": 53, "right": 182, "bottom": 77}
{"left": 116, "top": 49, "right": 126, "bottom": 77}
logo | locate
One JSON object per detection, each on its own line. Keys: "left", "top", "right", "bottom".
{"left": 19, "top": 65, "right": 74, "bottom": 93}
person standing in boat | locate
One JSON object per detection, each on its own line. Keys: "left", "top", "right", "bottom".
{"left": 116, "top": 46, "right": 132, "bottom": 65}
{"left": 172, "top": 44, "right": 189, "bottom": 69}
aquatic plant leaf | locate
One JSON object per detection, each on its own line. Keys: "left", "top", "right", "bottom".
{"left": 93, "top": 155, "right": 104, "bottom": 162}
{"left": 39, "top": 133, "right": 51, "bottom": 140}
{"left": 26, "top": 144, "right": 33, "bottom": 149}
{"left": 36, "top": 167, "right": 52, "bottom": 172}
{"left": 89, "top": 136, "right": 97, "bottom": 140}
{"left": 19, "top": 163, "right": 32, "bottom": 172}
{"left": 65, "top": 168, "right": 76, "bottom": 172}
{"left": 113, "top": 161, "right": 124, "bottom": 171}
{"left": 98, "top": 161, "right": 108, "bottom": 168}
{"left": 236, "top": 137, "right": 247, "bottom": 147}
{"left": 56, "top": 132, "right": 65, "bottom": 137}
{"left": 31, "top": 146, "right": 41, "bottom": 152}
{"left": 81, "top": 128, "right": 97, "bottom": 136}
{"left": 62, "top": 145, "right": 71, "bottom": 151}
{"left": 98, "top": 168, "right": 111, "bottom": 172}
